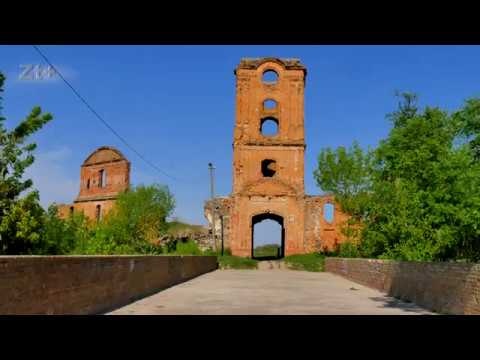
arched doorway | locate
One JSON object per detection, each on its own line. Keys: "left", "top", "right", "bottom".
{"left": 251, "top": 213, "right": 285, "bottom": 260}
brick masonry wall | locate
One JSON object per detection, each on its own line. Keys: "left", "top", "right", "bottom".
{"left": 325, "top": 258, "right": 480, "bottom": 314}
{"left": 0, "top": 255, "right": 217, "bottom": 315}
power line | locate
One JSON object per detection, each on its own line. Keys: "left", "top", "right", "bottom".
{"left": 32, "top": 44, "right": 182, "bottom": 182}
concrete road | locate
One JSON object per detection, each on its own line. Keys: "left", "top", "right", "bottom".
{"left": 107, "top": 270, "right": 434, "bottom": 315}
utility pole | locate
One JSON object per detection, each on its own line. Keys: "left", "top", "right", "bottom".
{"left": 208, "top": 162, "right": 217, "bottom": 251}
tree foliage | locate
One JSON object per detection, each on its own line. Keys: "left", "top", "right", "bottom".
{"left": 314, "top": 141, "right": 373, "bottom": 218}
{"left": 315, "top": 93, "right": 480, "bottom": 262}
{"left": 0, "top": 72, "right": 53, "bottom": 254}
{"left": 71, "top": 184, "right": 175, "bottom": 255}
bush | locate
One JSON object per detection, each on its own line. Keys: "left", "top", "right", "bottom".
{"left": 167, "top": 240, "right": 202, "bottom": 255}
{"left": 68, "top": 184, "right": 174, "bottom": 255}
{"left": 218, "top": 255, "right": 258, "bottom": 269}
{"left": 284, "top": 253, "right": 325, "bottom": 272}
{"left": 42, "top": 204, "right": 89, "bottom": 255}
{"left": 104, "top": 184, "right": 175, "bottom": 244}
{"left": 337, "top": 242, "right": 362, "bottom": 258}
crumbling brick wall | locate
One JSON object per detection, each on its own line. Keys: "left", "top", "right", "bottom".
{"left": 204, "top": 197, "right": 232, "bottom": 251}
{"left": 304, "top": 195, "right": 351, "bottom": 252}
{"left": 58, "top": 146, "right": 130, "bottom": 221}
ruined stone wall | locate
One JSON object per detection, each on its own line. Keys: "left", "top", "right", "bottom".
{"left": 325, "top": 258, "right": 480, "bottom": 315}
{"left": 77, "top": 159, "right": 130, "bottom": 202}
{"left": 204, "top": 197, "right": 232, "bottom": 251}
{"left": 58, "top": 199, "right": 117, "bottom": 221}
{"left": 304, "top": 195, "right": 351, "bottom": 252}
{"left": 205, "top": 194, "right": 351, "bottom": 256}
{"left": 0, "top": 255, "right": 217, "bottom": 315}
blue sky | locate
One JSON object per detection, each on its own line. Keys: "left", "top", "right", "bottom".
{"left": 1, "top": 45, "right": 480, "bottom": 245}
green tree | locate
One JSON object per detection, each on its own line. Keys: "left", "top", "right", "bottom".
{"left": 314, "top": 141, "right": 373, "bottom": 218}
{"left": 314, "top": 93, "right": 480, "bottom": 262}
{"left": 455, "top": 98, "right": 480, "bottom": 160}
{"left": 41, "top": 204, "right": 90, "bottom": 255}
{"left": 0, "top": 191, "right": 45, "bottom": 254}
{"left": 0, "top": 72, "right": 53, "bottom": 254}
{"left": 364, "top": 94, "right": 480, "bottom": 261}
{"left": 75, "top": 184, "right": 175, "bottom": 254}
{"left": 314, "top": 141, "right": 373, "bottom": 245}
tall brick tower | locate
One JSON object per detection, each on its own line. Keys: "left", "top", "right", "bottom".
{"left": 204, "top": 57, "right": 351, "bottom": 258}
{"left": 229, "top": 58, "right": 307, "bottom": 257}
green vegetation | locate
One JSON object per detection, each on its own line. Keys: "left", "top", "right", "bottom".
{"left": 284, "top": 253, "right": 325, "bottom": 272}
{"left": 166, "top": 240, "right": 203, "bottom": 255}
{"left": 253, "top": 243, "right": 280, "bottom": 258}
{"left": 166, "top": 220, "right": 205, "bottom": 236}
{"left": 66, "top": 184, "right": 175, "bottom": 255}
{"left": 315, "top": 93, "right": 480, "bottom": 262}
{"left": 202, "top": 248, "right": 258, "bottom": 269}
{"left": 32, "top": 186, "right": 206, "bottom": 256}
{"left": 218, "top": 254, "right": 258, "bottom": 269}
{"left": 0, "top": 73, "right": 53, "bottom": 254}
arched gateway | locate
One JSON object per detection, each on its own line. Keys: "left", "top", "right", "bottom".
{"left": 205, "top": 58, "right": 351, "bottom": 257}
{"left": 251, "top": 212, "right": 285, "bottom": 259}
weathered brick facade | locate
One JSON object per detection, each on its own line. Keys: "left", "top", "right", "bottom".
{"left": 325, "top": 258, "right": 480, "bottom": 315}
{"left": 58, "top": 146, "right": 130, "bottom": 221}
{"left": 205, "top": 58, "right": 350, "bottom": 257}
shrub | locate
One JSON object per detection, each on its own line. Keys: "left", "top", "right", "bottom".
{"left": 337, "top": 242, "right": 362, "bottom": 258}
{"left": 284, "top": 253, "right": 325, "bottom": 272}
{"left": 42, "top": 204, "right": 89, "bottom": 255}
{"left": 218, "top": 255, "right": 258, "bottom": 269}
{"left": 167, "top": 240, "right": 202, "bottom": 255}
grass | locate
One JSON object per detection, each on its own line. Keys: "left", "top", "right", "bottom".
{"left": 284, "top": 253, "right": 325, "bottom": 272}
{"left": 166, "top": 220, "right": 205, "bottom": 236}
{"left": 253, "top": 244, "right": 280, "bottom": 258}
{"left": 218, "top": 255, "right": 258, "bottom": 269}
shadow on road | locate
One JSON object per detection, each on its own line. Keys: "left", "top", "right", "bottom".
{"left": 368, "top": 296, "right": 433, "bottom": 314}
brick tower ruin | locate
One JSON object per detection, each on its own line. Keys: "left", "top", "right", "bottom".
{"left": 205, "top": 58, "right": 351, "bottom": 257}
{"left": 58, "top": 146, "right": 130, "bottom": 221}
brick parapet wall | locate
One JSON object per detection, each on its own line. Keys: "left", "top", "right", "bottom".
{"left": 0, "top": 255, "right": 217, "bottom": 315}
{"left": 325, "top": 257, "right": 480, "bottom": 314}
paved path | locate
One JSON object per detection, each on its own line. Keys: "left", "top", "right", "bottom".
{"left": 107, "top": 270, "right": 434, "bottom": 315}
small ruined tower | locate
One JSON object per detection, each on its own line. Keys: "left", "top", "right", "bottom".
{"left": 58, "top": 146, "right": 130, "bottom": 221}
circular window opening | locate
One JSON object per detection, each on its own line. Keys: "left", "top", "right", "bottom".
{"left": 262, "top": 70, "right": 278, "bottom": 84}
{"left": 263, "top": 99, "right": 277, "bottom": 111}
{"left": 261, "top": 159, "right": 277, "bottom": 177}
{"left": 261, "top": 117, "right": 279, "bottom": 136}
